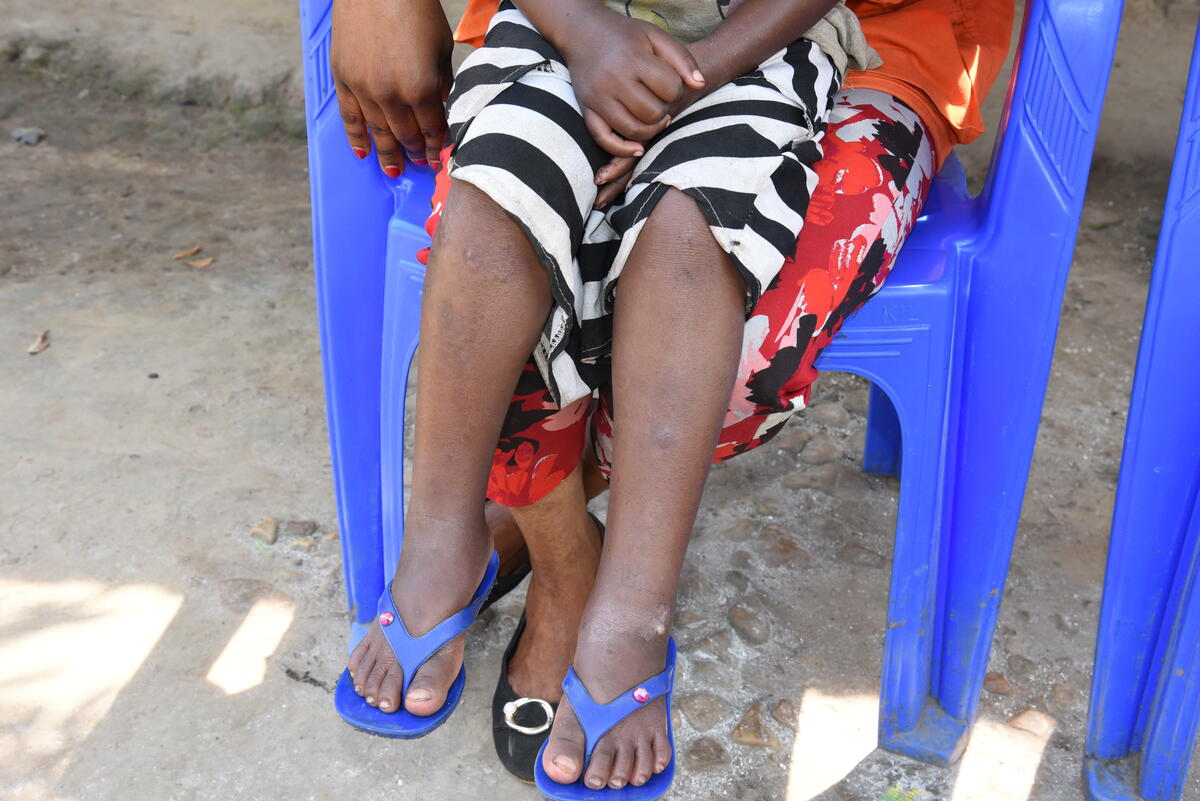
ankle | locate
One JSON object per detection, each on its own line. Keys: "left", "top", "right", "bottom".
{"left": 578, "top": 593, "right": 675, "bottom": 648}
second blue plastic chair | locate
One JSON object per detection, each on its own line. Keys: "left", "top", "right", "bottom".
{"left": 1084, "top": 22, "right": 1200, "bottom": 801}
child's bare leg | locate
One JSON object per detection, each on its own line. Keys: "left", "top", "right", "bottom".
{"left": 348, "top": 180, "right": 550, "bottom": 715}
{"left": 542, "top": 189, "right": 745, "bottom": 789}
{"left": 505, "top": 465, "right": 603, "bottom": 701}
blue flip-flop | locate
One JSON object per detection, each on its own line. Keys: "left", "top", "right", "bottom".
{"left": 534, "top": 638, "right": 677, "bottom": 800}
{"left": 334, "top": 551, "right": 500, "bottom": 738}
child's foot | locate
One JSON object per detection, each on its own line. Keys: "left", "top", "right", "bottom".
{"left": 346, "top": 515, "right": 493, "bottom": 716}
{"left": 540, "top": 593, "right": 674, "bottom": 790}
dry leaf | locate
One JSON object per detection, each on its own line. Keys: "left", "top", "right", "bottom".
{"left": 173, "top": 245, "right": 202, "bottom": 260}
{"left": 26, "top": 330, "right": 50, "bottom": 355}
{"left": 187, "top": 257, "right": 215, "bottom": 268}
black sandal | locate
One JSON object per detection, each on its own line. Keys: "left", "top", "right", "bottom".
{"left": 481, "top": 561, "right": 531, "bottom": 612}
{"left": 492, "top": 514, "right": 604, "bottom": 782}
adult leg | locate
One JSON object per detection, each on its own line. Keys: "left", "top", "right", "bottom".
{"left": 542, "top": 188, "right": 747, "bottom": 790}
{"left": 348, "top": 179, "right": 551, "bottom": 715}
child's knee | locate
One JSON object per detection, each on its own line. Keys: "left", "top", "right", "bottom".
{"left": 433, "top": 181, "right": 540, "bottom": 281}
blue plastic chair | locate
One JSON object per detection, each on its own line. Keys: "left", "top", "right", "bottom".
{"left": 298, "top": 0, "right": 1122, "bottom": 761}
{"left": 1083, "top": 24, "right": 1200, "bottom": 801}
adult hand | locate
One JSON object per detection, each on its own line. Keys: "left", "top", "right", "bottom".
{"left": 331, "top": 0, "right": 453, "bottom": 175}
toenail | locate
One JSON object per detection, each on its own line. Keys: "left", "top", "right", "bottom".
{"left": 366, "top": 696, "right": 375, "bottom": 704}
{"left": 354, "top": 685, "right": 362, "bottom": 693}
{"left": 586, "top": 777, "right": 604, "bottom": 789}
{"left": 635, "top": 775, "right": 647, "bottom": 785}
{"left": 610, "top": 779, "right": 626, "bottom": 789}
{"left": 553, "top": 756, "right": 577, "bottom": 774}
{"left": 633, "top": 687, "right": 650, "bottom": 703}
{"left": 379, "top": 611, "right": 394, "bottom": 626}
{"left": 408, "top": 689, "right": 431, "bottom": 702}
{"left": 379, "top": 701, "right": 392, "bottom": 711}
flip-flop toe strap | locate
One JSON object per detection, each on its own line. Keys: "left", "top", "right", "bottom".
{"left": 561, "top": 638, "right": 677, "bottom": 764}
{"left": 376, "top": 551, "right": 500, "bottom": 699}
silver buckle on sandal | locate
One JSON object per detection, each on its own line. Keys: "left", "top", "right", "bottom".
{"left": 503, "top": 697, "right": 554, "bottom": 735}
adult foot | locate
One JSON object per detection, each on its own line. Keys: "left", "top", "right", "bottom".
{"left": 505, "top": 514, "right": 602, "bottom": 703}
{"left": 346, "top": 514, "right": 493, "bottom": 716}
{"left": 540, "top": 591, "right": 674, "bottom": 790}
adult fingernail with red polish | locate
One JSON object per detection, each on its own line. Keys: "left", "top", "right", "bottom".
{"left": 383, "top": 165, "right": 401, "bottom": 178}
{"left": 352, "top": 147, "right": 368, "bottom": 159}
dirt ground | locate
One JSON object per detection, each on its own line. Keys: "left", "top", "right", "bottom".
{"left": 3, "top": 1, "right": 1200, "bottom": 800}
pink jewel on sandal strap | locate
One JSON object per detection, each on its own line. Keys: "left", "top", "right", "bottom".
{"left": 633, "top": 687, "right": 650, "bottom": 703}
{"left": 379, "top": 611, "right": 395, "bottom": 626}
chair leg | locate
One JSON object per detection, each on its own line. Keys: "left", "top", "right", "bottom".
{"left": 873, "top": 364, "right": 965, "bottom": 764}
{"left": 380, "top": 269, "right": 422, "bottom": 582}
{"left": 379, "top": 185, "right": 435, "bottom": 584}
{"left": 1138, "top": 498, "right": 1200, "bottom": 801}
{"left": 301, "top": 46, "right": 392, "bottom": 636}
{"left": 863, "top": 382, "right": 902, "bottom": 476}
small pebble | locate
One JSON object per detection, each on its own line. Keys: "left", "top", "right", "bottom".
{"left": 691, "top": 629, "right": 734, "bottom": 663}
{"left": 730, "top": 550, "right": 753, "bottom": 569}
{"left": 984, "top": 672, "right": 1014, "bottom": 695}
{"left": 800, "top": 432, "right": 840, "bottom": 465}
{"left": 147, "top": 372, "right": 159, "bottom": 379}
{"left": 731, "top": 704, "right": 782, "bottom": 749}
{"left": 782, "top": 463, "right": 840, "bottom": 493}
{"left": 724, "top": 570, "right": 750, "bottom": 593}
{"left": 678, "top": 692, "right": 733, "bottom": 731}
{"left": 729, "top": 596, "right": 770, "bottom": 645}
{"left": 10, "top": 126, "right": 45, "bottom": 145}
{"left": 685, "top": 737, "right": 729, "bottom": 770}
{"left": 843, "top": 387, "right": 870, "bottom": 417}
{"left": 1008, "top": 708, "right": 1055, "bottom": 738}
{"left": 756, "top": 525, "right": 812, "bottom": 568}
{"left": 775, "top": 426, "right": 811, "bottom": 451}
{"left": 1082, "top": 204, "right": 1123, "bottom": 231}
{"left": 771, "top": 699, "right": 799, "bottom": 731}
{"left": 1007, "top": 653, "right": 1037, "bottom": 678}
{"left": 810, "top": 403, "right": 851, "bottom": 427}
{"left": 834, "top": 467, "right": 872, "bottom": 496}
{"left": 279, "top": 519, "right": 318, "bottom": 539}
{"left": 836, "top": 543, "right": 886, "bottom": 568}
{"left": 249, "top": 517, "right": 279, "bottom": 545}
{"left": 292, "top": 537, "right": 315, "bottom": 552}
{"left": 726, "top": 519, "right": 756, "bottom": 541}
{"left": 1051, "top": 682, "right": 1074, "bottom": 706}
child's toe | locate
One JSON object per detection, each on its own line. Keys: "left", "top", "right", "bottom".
{"left": 347, "top": 636, "right": 371, "bottom": 679}
{"left": 363, "top": 659, "right": 389, "bottom": 706}
{"left": 352, "top": 648, "right": 377, "bottom": 697}
{"left": 542, "top": 701, "right": 587, "bottom": 784}
{"left": 404, "top": 639, "right": 462, "bottom": 716}
{"left": 608, "top": 745, "right": 634, "bottom": 789}
{"left": 652, "top": 728, "right": 672, "bottom": 772}
{"left": 376, "top": 666, "right": 403, "bottom": 712}
{"left": 583, "top": 740, "right": 616, "bottom": 790}
{"left": 632, "top": 740, "right": 654, "bottom": 785}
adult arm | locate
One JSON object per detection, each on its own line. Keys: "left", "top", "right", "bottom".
{"left": 331, "top": 0, "right": 454, "bottom": 173}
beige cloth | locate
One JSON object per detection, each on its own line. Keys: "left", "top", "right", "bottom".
{"left": 602, "top": 0, "right": 882, "bottom": 74}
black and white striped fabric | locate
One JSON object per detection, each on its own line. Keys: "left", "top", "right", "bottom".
{"left": 445, "top": 2, "right": 842, "bottom": 407}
